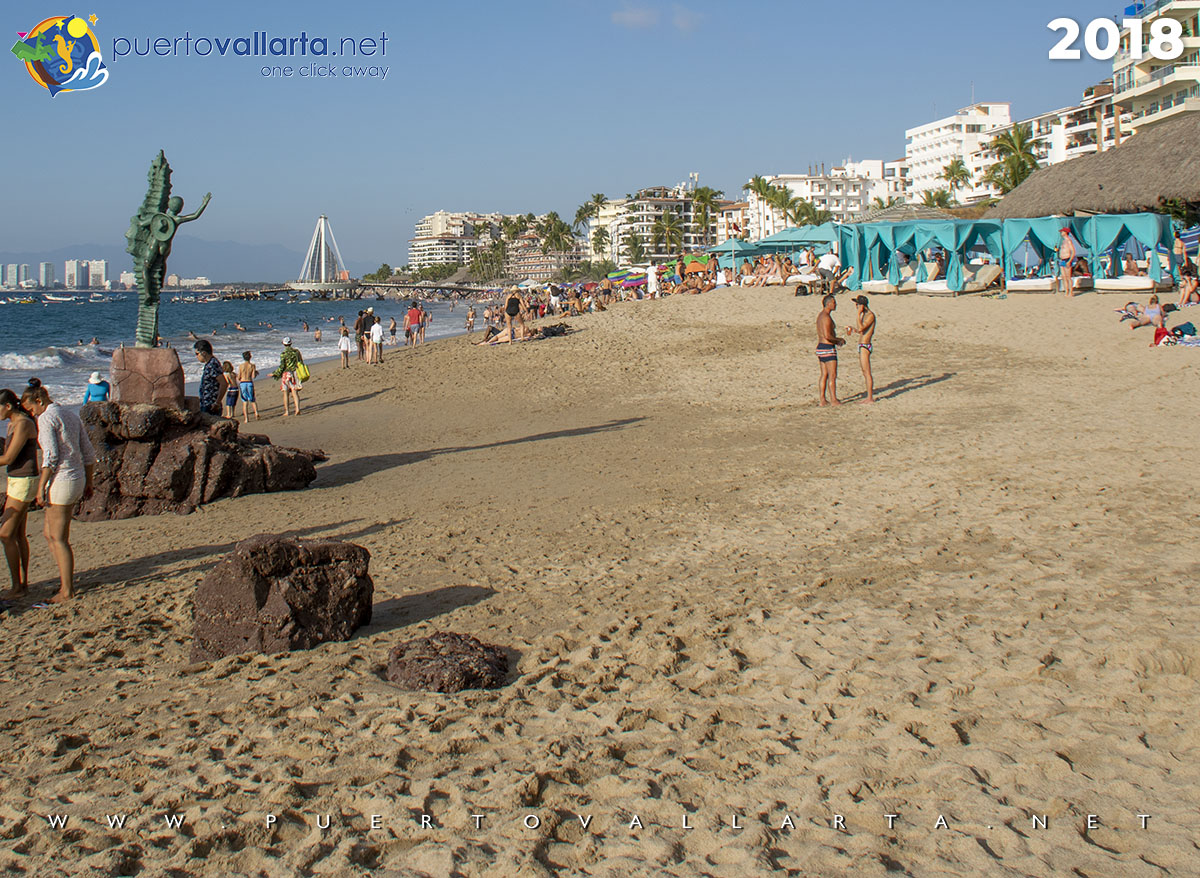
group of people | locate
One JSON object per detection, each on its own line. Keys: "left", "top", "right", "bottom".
{"left": 815, "top": 294, "right": 877, "bottom": 406}
{"left": 194, "top": 338, "right": 303, "bottom": 419}
{"left": 1, "top": 380, "right": 94, "bottom": 605}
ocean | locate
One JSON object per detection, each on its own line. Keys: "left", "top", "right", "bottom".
{"left": 0, "top": 293, "right": 482, "bottom": 405}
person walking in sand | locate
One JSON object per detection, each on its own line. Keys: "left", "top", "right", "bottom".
{"left": 338, "top": 327, "right": 352, "bottom": 368}
{"left": 0, "top": 389, "right": 38, "bottom": 598}
{"left": 404, "top": 301, "right": 421, "bottom": 348}
{"left": 221, "top": 361, "right": 238, "bottom": 419}
{"left": 419, "top": 305, "right": 430, "bottom": 344}
{"left": 236, "top": 351, "right": 260, "bottom": 422}
{"left": 815, "top": 294, "right": 845, "bottom": 406}
{"left": 21, "top": 385, "right": 94, "bottom": 604}
{"left": 1058, "top": 227, "right": 1077, "bottom": 297}
{"left": 272, "top": 337, "right": 304, "bottom": 417}
{"left": 370, "top": 315, "right": 385, "bottom": 364}
{"left": 504, "top": 288, "right": 525, "bottom": 345}
{"left": 846, "top": 295, "right": 877, "bottom": 404}
{"left": 388, "top": 316, "right": 397, "bottom": 346}
{"left": 466, "top": 305, "right": 476, "bottom": 334}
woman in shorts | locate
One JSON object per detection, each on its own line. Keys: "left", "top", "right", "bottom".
{"left": 21, "top": 385, "right": 95, "bottom": 603}
{"left": 0, "top": 389, "right": 38, "bottom": 597}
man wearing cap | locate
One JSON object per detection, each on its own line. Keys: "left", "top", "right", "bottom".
{"left": 271, "top": 338, "right": 304, "bottom": 417}
{"left": 1058, "top": 227, "right": 1077, "bottom": 298}
{"left": 194, "top": 339, "right": 225, "bottom": 416}
{"left": 82, "top": 371, "right": 110, "bottom": 404}
{"left": 815, "top": 294, "right": 845, "bottom": 406}
{"left": 846, "top": 295, "right": 877, "bottom": 404}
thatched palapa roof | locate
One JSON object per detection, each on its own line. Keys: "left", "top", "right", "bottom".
{"left": 986, "top": 113, "right": 1200, "bottom": 220}
{"left": 856, "top": 203, "right": 952, "bottom": 224}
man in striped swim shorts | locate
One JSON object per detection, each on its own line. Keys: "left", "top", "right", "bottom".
{"left": 815, "top": 293, "right": 845, "bottom": 406}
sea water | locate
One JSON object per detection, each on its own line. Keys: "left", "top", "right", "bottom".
{"left": 0, "top": 295, "right": 479, "bottom": 405}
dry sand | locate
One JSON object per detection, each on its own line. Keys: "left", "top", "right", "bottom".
{"left": 1, "top": 287, "right": 1198, "bottom": 877}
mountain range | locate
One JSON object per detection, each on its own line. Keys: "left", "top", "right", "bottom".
{"left": 0, "top": 237, "right": 378, "bottom": 284}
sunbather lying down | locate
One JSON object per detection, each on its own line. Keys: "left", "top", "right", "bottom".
{"left": 475, "top": 323, "right": 573, "bottom": 346}
{"left": 1118, "top": 295, "right": 1168, "bottom": 329}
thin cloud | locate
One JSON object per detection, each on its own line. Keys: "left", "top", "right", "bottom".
{"left": 672, "top": 4, "right": 704, "bottom": 32}
{"left": 612, "top": 4, "right": 659, "bottom": 29}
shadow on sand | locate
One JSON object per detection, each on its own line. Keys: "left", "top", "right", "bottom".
{"left": 317, "top": 416, "right": 647, "bottom": 488}
{"left": 364, "top": 585, "right": 497, "bottom": 636}
{"left": 872, "top": 372, "right": 956, "bottom": 401}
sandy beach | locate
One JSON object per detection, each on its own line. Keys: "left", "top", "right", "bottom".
{"left": 1, "top": 286, "right": 1198, "bottom": 877}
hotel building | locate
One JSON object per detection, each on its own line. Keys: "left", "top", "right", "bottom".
{"left": 1113, "top": 0, "right": 1200, "bottom": 128}
{"left": 38, "top": 262, "right": 55, "bottom": 288}
{"left": 905, "top": 102, "right": 1013, "bottom": 204}
{"left": 88, "top": 260, "right": 109, "bottom": 289}
{"left": 745, "top": 161, "right": 908, "bottom": 241}
{"left": 64, "top": 259, "right": 88, "bottom": 289}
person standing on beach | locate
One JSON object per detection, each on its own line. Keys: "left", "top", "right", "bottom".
{"left": 815, "top": 294, "right": 845, "bottom": 406}
{"left": 0, "top": 389, "right": 38, "bottom": 598}
{"left": 82, "top": 372, "right": 110, "bottom": 404}
{"left": 338, "top": 327, "right": 352, "bottom": 368}
{"left": 353, "top": 310, "right": 366, "bottom": 360}
{"left": 370, "top": 315, "right": 385, "bottom": 364}
{"left": 419, "top": 305, "right": 430, "bottom": 344}
{"left": 504, "top": 288, "right": 525, "bottom": 344}
{"left": 236, "top": 351, "right": 260, "bottom": 422}
{"left": 1059, "top": 227, "right": 1077, "bottom": 297}
{"left": 466, "top": 305, "right": 476, "bottom": 334}
{"left": 221, "top": 361, "right": 238, "bottom": 418}
{"left": 404, "top": 301, "right": 422, "bottom": 348}
{"left": 846, "top": 295, "right": 877, "bottom": 404}
{"left": 272, "top": 338, "right": 304, "bottom": 417}
{"left": 389, "top": 316, "right": 397, "bottom": 346}
{"left": 193, "top": 340, "right": 226, "bottom": 416}
{"left": 22, "top": 384, "right": 94, "bottom": 604}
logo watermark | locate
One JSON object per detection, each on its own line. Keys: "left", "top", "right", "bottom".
{"left": 10, "top": 12, "right": 108, "bottom": 97}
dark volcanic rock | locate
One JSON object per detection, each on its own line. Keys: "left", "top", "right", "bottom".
{"left": 76, "top": 402, "right": 322, "bottom": 521}
{"left": 191, "top": 535, "right": 373, "bottom": 662}
{"left": 386, "top": 633, "right": 508, "bottom": 693}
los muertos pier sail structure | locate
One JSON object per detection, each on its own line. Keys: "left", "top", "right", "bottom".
{"left": 288, "top": 215, "right": 352, "bottom": 292}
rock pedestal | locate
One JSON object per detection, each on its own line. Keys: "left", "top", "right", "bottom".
{"left": 191, "top": 535, "right": 373, "bottom": 662}
{"left": 386, "top": 633, "right": 509, "bottom": 693}
{"left": 110, "top": 347, "right": 187, "bottom": 409}
{"left": 78, "top": 402, "right": 325, "bottom": 521}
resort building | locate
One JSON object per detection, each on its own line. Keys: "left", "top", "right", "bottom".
{"left": 615, "top": 184, "right": 716, "bottom": 262}
{"left": 38, "top": 262, "right": 55, "bottom": 288}
{"left": 88, "top": 260, "right": 109, "bottom": 289}
{"left": 744, "top": 163, "right": 905, "bottom": 241}
{"left": 969, "top": 80, "right": 1136, "bottom": 202}
{"left": 716, "top": 202, "right": 750, "bottom": 242}
{"left": 409, "top": 210, "right": 513, "bottom": 270}
{"left": 1113, "top": 1, "right": 1200, "bottom": 128}
{"left": 905, "top": 102, "right": 1012, "bottom": 203}
{"left": 64, "top": 259, "right": 88, "bottom": 289}
{"left": 503, "top": 232, "right": 584, "bottom": 282}
{"left": 119, "top": 270, "right": 136, "bottom": 289}
{"left": 584, "top": 198, "right": 630, "bottom": 263}
{"left": 2, "top": 265, "right": 17, "bottom": 289}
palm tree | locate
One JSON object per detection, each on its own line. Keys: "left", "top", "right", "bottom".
{"left": 870, "top": 196, "right": 904, "bottom": 210}
{"left": 941, "top": 158, "right": 972, "bottom": 199}
{"left": 537, "top": 211, "right": 576, "bottom": 254}
{"left": 592, "top": 227, "right": 610, "bottom": 258}
{"left": 986, "top": 124, "right": 1039, "bottom": 193}
{"left": 573, "top": 204, "right": 593, "bottom": 231}
{"left": 691, "top": 186, "right": 723, "bottom": 245}
{"left": 623, "top": 231, "right": 646, "bottom": 264}
{"left": 922, "top": 189, "right": 955, "bottom": 209}
{"left": 743, "top": 175, "right": 775, "bottom": 237}
{"left": 651, "top": 210, "right": 684, "bottom": 254}
{"left": 590, "top": 193, "right": 606, "bottom": 216}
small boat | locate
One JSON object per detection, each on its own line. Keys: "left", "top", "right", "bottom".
{"left": 44, "top": 293, "right": 78, "bottom": 303}
{"left": 198, "top": 293, "right": 221, "bottom": 303}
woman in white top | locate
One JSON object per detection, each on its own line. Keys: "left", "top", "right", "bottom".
{"left": 21, "top": 385, "right": 95, "bottom": 603}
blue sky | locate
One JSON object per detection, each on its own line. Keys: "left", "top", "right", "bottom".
{"left": 3, "top": 0, "right": 1111, "bottom": 269}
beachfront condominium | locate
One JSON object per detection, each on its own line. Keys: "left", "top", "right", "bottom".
{"left": 745, "top": 161, "right": 908, "bottom": 241}
{"left": 584, "top": 198, "right": 630, "bottom": 264}
{"left": 969, "top": 80, "right": 1136, "bottom": 201}
{"left": 716, "top": 202, "right": 750, "bottom": 242}
{"left": 88, "top": 260, "right": 109, "bottom": 290}
{"left": 409, "top": 210, "right": 511, "bottom": 270}
{"left": 905, "top": 102, "right": 1012, "bottom": 204}
{"left": 1113, "top": 0, "right": 1200, "bottom": 127}
{"left": 503, "top": 231, "right": 584, "bottom": 282}
{"left": 38, "top": 262, "right": 55, "bottom": 288}
{"left": 64, "top": 259, "right": 88, "bottom": 289}
{"left": 2, "top": 264, "right": 18, "bottom": 289}
{"left": 618, "top": 184, "right": 716, "bottom": 263}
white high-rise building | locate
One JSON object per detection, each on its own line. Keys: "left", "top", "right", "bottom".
{"left": 744, "top": 161, "right": 906, "bottom": 240}
{"left": 38, "top": 262, "right": 55, "bottom": 288}
{"left": 1113, "top": 1, "right": 1200, "bottom": 129}
{"left": 18, "top": 265, "right": 31, "bottom": 285}
{"left": 3, "top": 265, "right": 17, "bottom": 288}
{"left": 905, "top": 102, "right": 1012, "bottom": 203}
{"left": 88, "top": 260, "right": 109, "bottom": 289}
{"left": 409, "top": 211, "right": 512, "bottom": 270}
{"left": 64, "top": 259, "right": 88, "bottom": 289}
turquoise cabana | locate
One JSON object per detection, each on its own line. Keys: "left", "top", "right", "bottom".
{"left": 1000, "top": 217, "right": 1090, "bottom": 278}
{"left": 910, "top": 219, "right": 1003, "bottom": 291}
{"left": 755, "top": 222, "right": 840, "bottom": 254}
{"left": 838, "top": 224, "right": 864, "bottom": 290}
{"left": 859, "top": 221, "right": 924, "bottom": 286}
{"left": 708, "top": 238, "right": 761, "bottom": 270}
{"left": 1076, "top": 213, "right": 1176, "bottom": 281}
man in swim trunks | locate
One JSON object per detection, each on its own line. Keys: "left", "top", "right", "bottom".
{"left": 1058, "top": 227, "right": 1076, "bottom": 298}
{"left": 815, "top": 293, "right": 845, "bottom": 406}
{"left": 237, "top": 350, "right": 260, "bottom": 422}
{"left": 846, "top": 295, "right": 877, "bottom": 403}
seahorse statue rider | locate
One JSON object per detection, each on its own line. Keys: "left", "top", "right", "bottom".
{"left": 126, "top": 151, "right": 211, "bottom": 347}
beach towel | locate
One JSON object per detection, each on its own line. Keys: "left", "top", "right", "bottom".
{"left": 1153, "top": 327, "right": 1173, "bottom": 346}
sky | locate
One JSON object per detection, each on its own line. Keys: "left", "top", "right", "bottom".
{"left": 2, "top": 0, "right": 1113, "bottom": 271}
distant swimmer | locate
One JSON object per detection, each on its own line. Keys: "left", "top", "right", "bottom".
{"left": 234, "top": 323, "right": 246, "bottom": 332}
{"left": 314, "top": 328, "right": 322, "bottom": 343}
{"left": 187, "top": 331, "right": 198, "bottom": 340}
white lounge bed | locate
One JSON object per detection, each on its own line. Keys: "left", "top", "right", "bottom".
{"left": 860, "top": 267, "right": 916, "bottom": 295}
{"left": 916, "top": 264, "right": 1003, "bottom": 296}
{"left": 1005, "top": 276, "right": 1094, "bottom": 293}
{"left": 1094, "top": 276, "right": 1155, "bottom": 293}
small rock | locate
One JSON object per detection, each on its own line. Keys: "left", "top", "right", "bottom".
{"left": 386, "top": 632, "right": 508, "bottom": 693}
